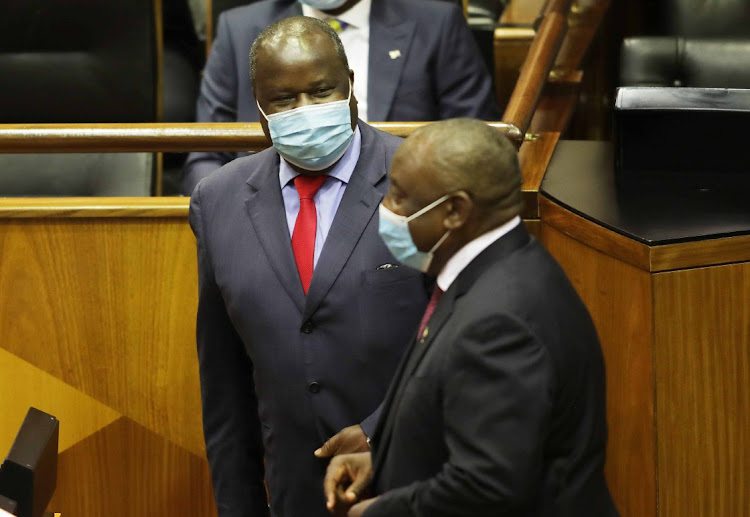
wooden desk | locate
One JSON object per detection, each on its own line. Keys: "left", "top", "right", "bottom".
{"left": 539, "top": 141, "right": 750, "bottom": 517}
{"left": 0, "top": 199, "right": 215, "bottom": 517}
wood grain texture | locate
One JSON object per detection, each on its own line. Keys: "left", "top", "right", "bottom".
{"left": 0, "top": 347, "right": 119, "bottom": 453}
{"left": 654, "top": 264, "right": 750, "bottom": 517}
{"left": 0, "top": 217, "right": 202, "bottom": 456}
{"left": 0, "top": 197, "right": 189, "bottom": 218}
{"left": 540, "top": 196, "right": 750, "bottom": 272}
{"left": 650, "top": 235, "right": 750, "bottom": 272}
{"left": 539, "top": 195, "right": 651, "bottom": 271}
{"left": 500, "top": 0, "right": 546, "bottom": 24}
{"left": 493, "top": 28, "right": 536, "bottom": 112}
{"left": 502, "top": 3, "right": 571, "bottom": 135}
{"left": 523, "top": 219, "right": 541, "bottom": 238}
{"left": 541, "top": 222, "right": 656, "bottom": 517}
{"left": 519, "top": 132, "right": 560, "bottom": 219}
{"left": 50, "top": 417, "right": 216, "bottom": 517}
{"left": 0, "top": 122, "right": 517, "bottom": 153}
{"left": 529, "top": 90, "right": 580, "bottom": 133}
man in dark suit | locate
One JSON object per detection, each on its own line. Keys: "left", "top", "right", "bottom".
{"left": 324, "top": 118, "right": 619, "bottom": 517}
{"left": 189, "top": 17, "right": 428, "bottom": 517}
{"left": 182, "top": 0, "right": 500, "bottom": 194}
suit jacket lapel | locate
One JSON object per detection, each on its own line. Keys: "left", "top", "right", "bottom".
{"left": 244, "top": 150, "right": 306, "bottom": 314}
{"left": 302, "top": 122, "right": 387, "bottom": 321}
{"left": 372, "top": 224, "right": 533, "bottom": 476}
{"left": 371, "top": 288, "right": 456, "bottom": 476}
{"left": 367, "top": 3, "right": 415, "bottom": 121}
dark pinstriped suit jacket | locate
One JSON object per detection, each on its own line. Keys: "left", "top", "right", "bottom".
{"left": 189, "top": 121, "right": 428, "bottom": 517}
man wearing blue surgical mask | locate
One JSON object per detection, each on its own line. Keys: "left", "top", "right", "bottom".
{"left": 188, "top": 16, "right": 429, "bottom": 517}
{"left": 324, "top": 119, "right": 617, "bottom": 517}
{"left": 181, "top": 0, "right": 500, "bottom": 194}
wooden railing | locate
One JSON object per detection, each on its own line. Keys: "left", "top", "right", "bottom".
{"left": 0, "top": 121, "right": 520, "bottom": 153}
{"left": 502, "top": 0, "right": 573, "bottom": 137}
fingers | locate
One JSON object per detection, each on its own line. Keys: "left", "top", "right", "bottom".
{"left": 342, "top": 459, "right": 372, "bottom": 503}
{"left": 324, "top": 458, "right": 350, "bottom": 511}
{"left": 315, "top": 432, "right": 338, "bottom": 458}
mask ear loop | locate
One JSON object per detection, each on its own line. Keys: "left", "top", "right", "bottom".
{"left": 405, "top": 194, "right": 451, "bottom": 222}
{"left": 428, "top": 229, "right": 451, "bottom": 254}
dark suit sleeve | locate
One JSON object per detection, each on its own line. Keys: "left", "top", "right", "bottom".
{"left": 190, "top": 183, "right": 269, "bottom": 517}
{"left": 434, "top": 7, "right": 501, "bottom": 120}
{"left": 364, "top": 313, "right": 555, "bottom": 517}
{"left": 182, "top": 13, "right": 241, "bottom": 195}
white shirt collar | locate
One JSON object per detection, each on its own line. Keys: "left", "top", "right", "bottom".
{"left": 436, "top": 216, "right": 522, "bottom": 292}
{"left": 278, "top": 126, "right": 361, "bottom": 188}
{"left": 301, "top": 0, "right": 371, "bottom": 29}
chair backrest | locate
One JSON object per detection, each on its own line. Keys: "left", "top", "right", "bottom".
{"left": 620, "top": 37, "right": 750, "bottom": 88}
{"left": 0, "top": 0, "right": 156, "bottom": 195}
{"left": 658, "top": 0, "right": 750, "bottom": 38}
{"left": 0, "top": 0, "right": 157, "bottom": 123}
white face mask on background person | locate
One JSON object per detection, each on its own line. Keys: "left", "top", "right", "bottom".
{"left": 378, "top": 194, "right": 452, "bottom": 273}
{"left": 298, "top": 0, "right": 350, "bottom": 10}
{"left": 257, "top": 81, "right": 354, "bottom": 171}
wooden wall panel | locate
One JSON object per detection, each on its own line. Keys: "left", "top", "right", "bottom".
{"left": 50, "top": 417, "right": 215, "bottom": 517}
{"left": 0, "top": 215, "right": 211, "bottom": 517}
{"left": 654, "top": 264, "right": 750, "bottom": 517}
{"left": 541, "top": 223, "right": 656, "bottom": 517}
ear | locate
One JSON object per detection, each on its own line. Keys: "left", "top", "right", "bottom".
{"left": 443, "top": 191, "right": 473, "bottom": 231}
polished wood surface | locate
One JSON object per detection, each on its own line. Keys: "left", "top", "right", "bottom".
{"left": 502, "top": 0, "right": 572, "bottom": 135}
{"left": 654, "top": 264, "right": 750, "bottom": 517}
{"left": 500, "top": 0, "right": 546, "bottom": 24}
{"left": 541, "top": 222, "right": 656, "bottom": 517}
{"left": 0, "top": 197, "right": 189, "bottom": 218}
{"left": 541, "top": 195, "right": 750, "bottom": 272}
{"left": 518, "top": 132, "right": 560, "bottom": 219}
{"left": 529, "top": 0, "right": 611, "bottom": 134}
{"left": 523, "top": 219, "right": 541, "bottom": 238}
{"left": 493, "top": 27, "right": 537, "bottom": 111}
{"left": 0, "top": 122, "right": 519, "bottom": 153}
{"left": 0, "top": 214, "right": 208, "bottom": 517}
{"left": 539, "top": 195, "right": 651, "bottom": 270}
{"left": 650, "top": 235, "right": 750, "bottom": 271}
{"left": 50, "top": 417, "right": 216, "bottom": 517}
{"left": 541, "top": 192, "right": 750, "bottom": 516}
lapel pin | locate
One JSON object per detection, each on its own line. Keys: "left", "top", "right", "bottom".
{"left": 422, "top": 327, "right": 429, "bottom": 338}
{"left": 389, "top": 49, "right": 402, "bottom": 60}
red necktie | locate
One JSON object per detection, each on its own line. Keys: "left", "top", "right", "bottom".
{"left": 292, "top": 175, "right": 328, "bottom": 295}
{"left": 417, "top": 287, "right": 444, "bottom": 340}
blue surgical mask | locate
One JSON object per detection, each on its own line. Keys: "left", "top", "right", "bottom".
{"left": 298, "top": 0, "right": 349, "bottom": 10}
{"left": 378, "top": 195, "right": 451, "bottom": 273}
{"left": 257, "top": 81, "right": 354, "bottom": 171}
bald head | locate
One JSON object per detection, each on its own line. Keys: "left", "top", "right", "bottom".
{"left": 396, "top": 118, "right": 523, "bottom": 226}
{"left": 250, "top": 16, "right": 349, "bottom": 87}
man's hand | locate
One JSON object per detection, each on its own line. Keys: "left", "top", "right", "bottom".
{"left": 315, "top": 424, "right": 369, "bottom": 458}
{"left": 323, "top": 452, "right": 373, "bottom": 516}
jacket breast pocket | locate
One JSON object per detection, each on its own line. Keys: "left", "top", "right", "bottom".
{"left": 358, "top": 267, "right": 428, "bottom": 360}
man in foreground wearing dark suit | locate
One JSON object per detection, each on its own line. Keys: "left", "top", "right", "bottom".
{"left": 182, "top": 0, "right": 500, "bottom": 193}
{"left": 324, "top": 118, "right": 619, "bottom": 517}
{"left": 189, "top": 17, "right": 428, "bottom": 517}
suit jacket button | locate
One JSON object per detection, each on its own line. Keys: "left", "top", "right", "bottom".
{"left": 301, "top": 321, "right": 314, "bottom": 334}
{"left": 308, "top": 382, "right": 321, "bottom": 394}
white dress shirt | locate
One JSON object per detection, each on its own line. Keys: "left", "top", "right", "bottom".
{"left": 437, "top": 216, "right": 522, "bottom": 292}
{"left": 302, "top": 0, "right": 371, "bottom": 121}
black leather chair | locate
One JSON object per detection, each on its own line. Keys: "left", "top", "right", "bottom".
{"left": 620, "top": 37, "right": 750, "bottom": 87}
{"left": 657, "top": 0, "right": 750, "bottom": 38}
{"left": 0, "top": 0, "right": 157, "bottom": 196}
